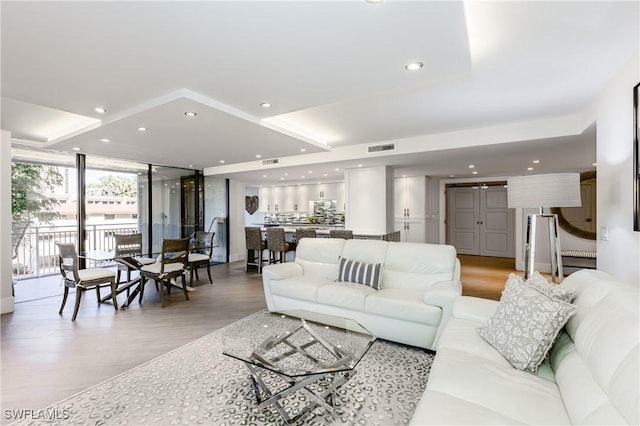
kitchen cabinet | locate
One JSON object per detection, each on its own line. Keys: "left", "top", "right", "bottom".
{"left": 395, "top": 176, "right": 426, "bottom": 219}
{"left": 296, "top": 184, "right": 310, "bottom": 212}
{"left": 395, "top": 219, "right": 426, "bottom": 243}
{"left": 311, "top": 183, "right": 337, "bottom": 200}
{"left": 259, "top": 187, "right": 273, "bottom": 212}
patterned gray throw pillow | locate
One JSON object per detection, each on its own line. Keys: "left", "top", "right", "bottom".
{"left": 526, "top": 271, "right": 575, "bottom": 302}
{"left": 336, "top": 257, "right": 383, "bottom": 290}
{"left": 478, "top": 274, "right": 576, "bottom": 373}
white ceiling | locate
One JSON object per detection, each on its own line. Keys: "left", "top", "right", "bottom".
{"left": 1, "top": 1, "right": 638, "bottom": 184}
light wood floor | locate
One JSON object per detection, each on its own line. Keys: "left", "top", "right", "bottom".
{"left": 0, "top": 256, "right": 515, "bottom": 423}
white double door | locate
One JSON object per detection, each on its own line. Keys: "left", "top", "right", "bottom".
{"left": 447, "top": 186, "right": 514, "bottom": 257}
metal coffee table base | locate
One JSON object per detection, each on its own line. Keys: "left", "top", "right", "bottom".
{"left": 245, "top": 364, "right": 353, "bottom": 424}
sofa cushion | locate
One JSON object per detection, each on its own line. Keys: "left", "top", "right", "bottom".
{"left": 550, "top": 270, "right": 639, "bottom": 425}
{"left": 341, "top": 239, "right": 388, "bottom": 264}
{"left": 365, "top": 288, "right": 442, "bottom": 325}
{"left": 336, "top": 257, "right": 383, "bottom": 289}
{"left": 478, "top": 274, "right": 576, "bottom": 373}
{"left": 294, "top": 238, "right": 345, "bottom": 281}
{"left": 382, "top": 242, "right": 457, "bottom": 290}
{"left": 317, "top": 282, "right": 377, "bottom": 312}
{"left": 269, "top": 275, "right": 332, "bottom": 303}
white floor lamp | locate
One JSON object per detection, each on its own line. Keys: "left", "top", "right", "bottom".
{"left": 507, "top": 173, "right": 581, "bottom": 284}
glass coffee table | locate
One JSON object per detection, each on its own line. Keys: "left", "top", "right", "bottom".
{"left": 222, "top": 310, "right": 376, "bottom": 424}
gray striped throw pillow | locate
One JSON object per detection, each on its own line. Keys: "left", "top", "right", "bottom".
{"left": 336, "top": 257, "right": 383, "bottom": 290}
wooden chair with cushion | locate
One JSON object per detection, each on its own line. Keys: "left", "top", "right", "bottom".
{"left": 56, "top": 242, "right": 118, "bottom": 321}
{"left": 245, "top": 227, "right": 267, "bottom": 273}
{"left": 329, "top": 229, "right": 354, "bottom": 239}
{"left": 266, "top": 227, "right": 296, "bottom": 264}
{"left": 113, "top": 233, "right": 155, "bottom": 284}
{"left": 139, "top": 238, "right": 190, "bottom": 308}
{"left": 295, "top": 228, "right": 317, "bottom": 242}
{"left": 187, "top": 231, "right": 215, "bottom": 285}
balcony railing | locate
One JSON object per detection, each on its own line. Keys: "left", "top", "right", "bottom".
{"left": 12, "top": 222, "right": 138, "bottom": 280}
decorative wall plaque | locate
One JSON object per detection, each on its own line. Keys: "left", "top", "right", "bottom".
{"left": 246, "top": 195, "right": 259, "bottom": 215}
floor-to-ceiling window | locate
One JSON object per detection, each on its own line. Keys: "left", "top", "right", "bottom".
{"left": 10, "top": 147, "right": 228, "bottom": 302}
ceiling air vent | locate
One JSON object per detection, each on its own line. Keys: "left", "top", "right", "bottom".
{"left": 262, "top": 158, "right": 279, "bottom": 165}
{"left": 367, "top": 143, "right": 396, "bottom": 154}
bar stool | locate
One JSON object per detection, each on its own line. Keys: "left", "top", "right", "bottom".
{"left": 329, "top": 229, "right": 354, "bottom": 239}
{"left": 245, "top": 227, "right": 267, "bottom": 273}
{"left": 295, "top": 228, "right": 317, "bottom": 242}
{"left": 266, "top": 227, "right": 296, "bottom": 264}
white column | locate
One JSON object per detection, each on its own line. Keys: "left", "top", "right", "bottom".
{"left": 1, "top": 130, "right": 15, "bottom": 313}
{"left": 345, "top": 166, "right": 393, "bottom": 235}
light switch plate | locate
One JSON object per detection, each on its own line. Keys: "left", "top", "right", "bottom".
{"left": 600, "top": 226, "right": 609, "bottom": 241}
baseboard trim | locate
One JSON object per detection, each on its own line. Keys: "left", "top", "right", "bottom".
{"left": 1, "top": 296, "right": 15, "bottom": 314}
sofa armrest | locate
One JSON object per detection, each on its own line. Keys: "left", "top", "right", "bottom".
{"left": 452, "top": 296, "right": 499, "bottom": 324}
{"left": 262, "top": 262, "right": 303, "bottom": 281}
{"left": 261, "top": 263, "right": 304, "bottom": 311}
{"left": 422, "top": 279, "right": 462, "bottom": 349}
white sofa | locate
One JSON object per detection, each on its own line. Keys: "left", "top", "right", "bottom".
{"left": 262, "top": 238, "right": 462, "bottom": 350}
{"left": 411, "top": 269, "right": 639, "bottom": 425}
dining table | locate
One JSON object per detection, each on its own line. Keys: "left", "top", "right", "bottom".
{"left": 81, "top": 242, "right": 215, "bottom": 310}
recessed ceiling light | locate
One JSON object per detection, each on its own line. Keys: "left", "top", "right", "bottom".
{"left": 284, "top": 172, "right": 288, "bottom": 176}
{"left": 308, "top": 171, "right": 312, "bottom": 174}
{"left": 301, "top": 176, "right": 306, "bottom": 179}
{"left": 138, "top": 127, "right": 147, "bottom": 131}
{"left": 592, "top": 162, "right": 598, "bottom": 166}
{"left": 100, "top": 138, "right": 110, "bottom": 143}
{"left": 449, "top": 175, "right": 455, "bottom": 178}
{"left": 468, "top": 165, "right": 475, "bottom": 168}
{"left": 137, "top": 172, "right": 143, "bottom": 175}
{"left": 72, "top": 147, "right": 81, "bottom": 151}
{"left": 256, "top": 154, "right": 261, "bottom": 158}
{"left": 357, "top": 164, "right": 363, "bottom": 168}
{"left": 219, "top": 160, "right": 225, "bottom": 163}
{"left": 280, "top": 177, "right": 284, "bottom": 180}
{"left": 402, "top": 174, "right": 407, "bottom": 178}
{"left": 94, "top": 107, "right": 106, "bottom": 114}
{"left": 405, "top": 62, "right": 423, "bottom": 71}
{"left": 472, "top": 171, "right": 478, "bottom": 175}
{"left": 184, "top": 112, "right": 197, "bottom": 117}
{"left": 335, "top": 168, "right": 340, "bottom": 171}
{"left": 324, "top": 174, "right": 328, "bottom": 177}
{"left": 260, "top": 102, "right": 271, "bottom": 108}
{"left": 527, "top": 167, "right": 534, "bottom": 171}
{"left": 532, "top": 160, "right": 540, "bottom": 164}
{"left": 300, "top": 148, "right": 306, "bottom": 152}
{"left": 189, "top": 165, "right": 194, "bottom": 168}
{"left": 262, "top": 174, "right": 267, "bottom": 178}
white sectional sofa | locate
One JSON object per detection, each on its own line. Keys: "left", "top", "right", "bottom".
{"left": 262, "top": 238, "right": 462, "bottom": 350}
{"left": 411, "top": 269, "right": 639, "bottom": 425}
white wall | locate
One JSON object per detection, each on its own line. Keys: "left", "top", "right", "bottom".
{"left": 588, "top": 54, "right": 640, "bottom": 285}
{"left": 228, "top": 180, "right": 246, "bottom": 263}
{"left": 1, "top": 130, "right": 14, "bottom": 313}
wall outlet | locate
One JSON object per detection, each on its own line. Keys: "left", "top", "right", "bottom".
{"left": 600, "top": 226, "right": 609, "bottom": 241}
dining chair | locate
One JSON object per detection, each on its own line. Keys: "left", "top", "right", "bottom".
{"left": 295, "top": 228, "right": 317, "bottom": 242}
{"left": 266, "top": 227, "right": 296, "bottom": 264}
{"left": 139, "top": 238, "right": 190, "bottom": 308}
{"left": 187, "top": 231, "right": 215, "bottom": 285}
{"left": 329, "top": 229, "right": 354, "bottom": 239}
{"left": 56, "top": 242, "right": 118, "bottom": 321}
{"left": 245, "top": 227, "right": 267, "bottom": 273}
{"left": 113, "top": 233, "right": 155, "bottom": 284}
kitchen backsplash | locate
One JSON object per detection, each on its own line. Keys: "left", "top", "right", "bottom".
{"left": 264, "top": 200, "right": 344, "bottom": 225}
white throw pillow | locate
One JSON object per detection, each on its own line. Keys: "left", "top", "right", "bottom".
{"left": 478, "top": 274, "right": 576, "bottom": 373}
{"left": 336, "top": 257, "right": 383, "bottom": 290}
